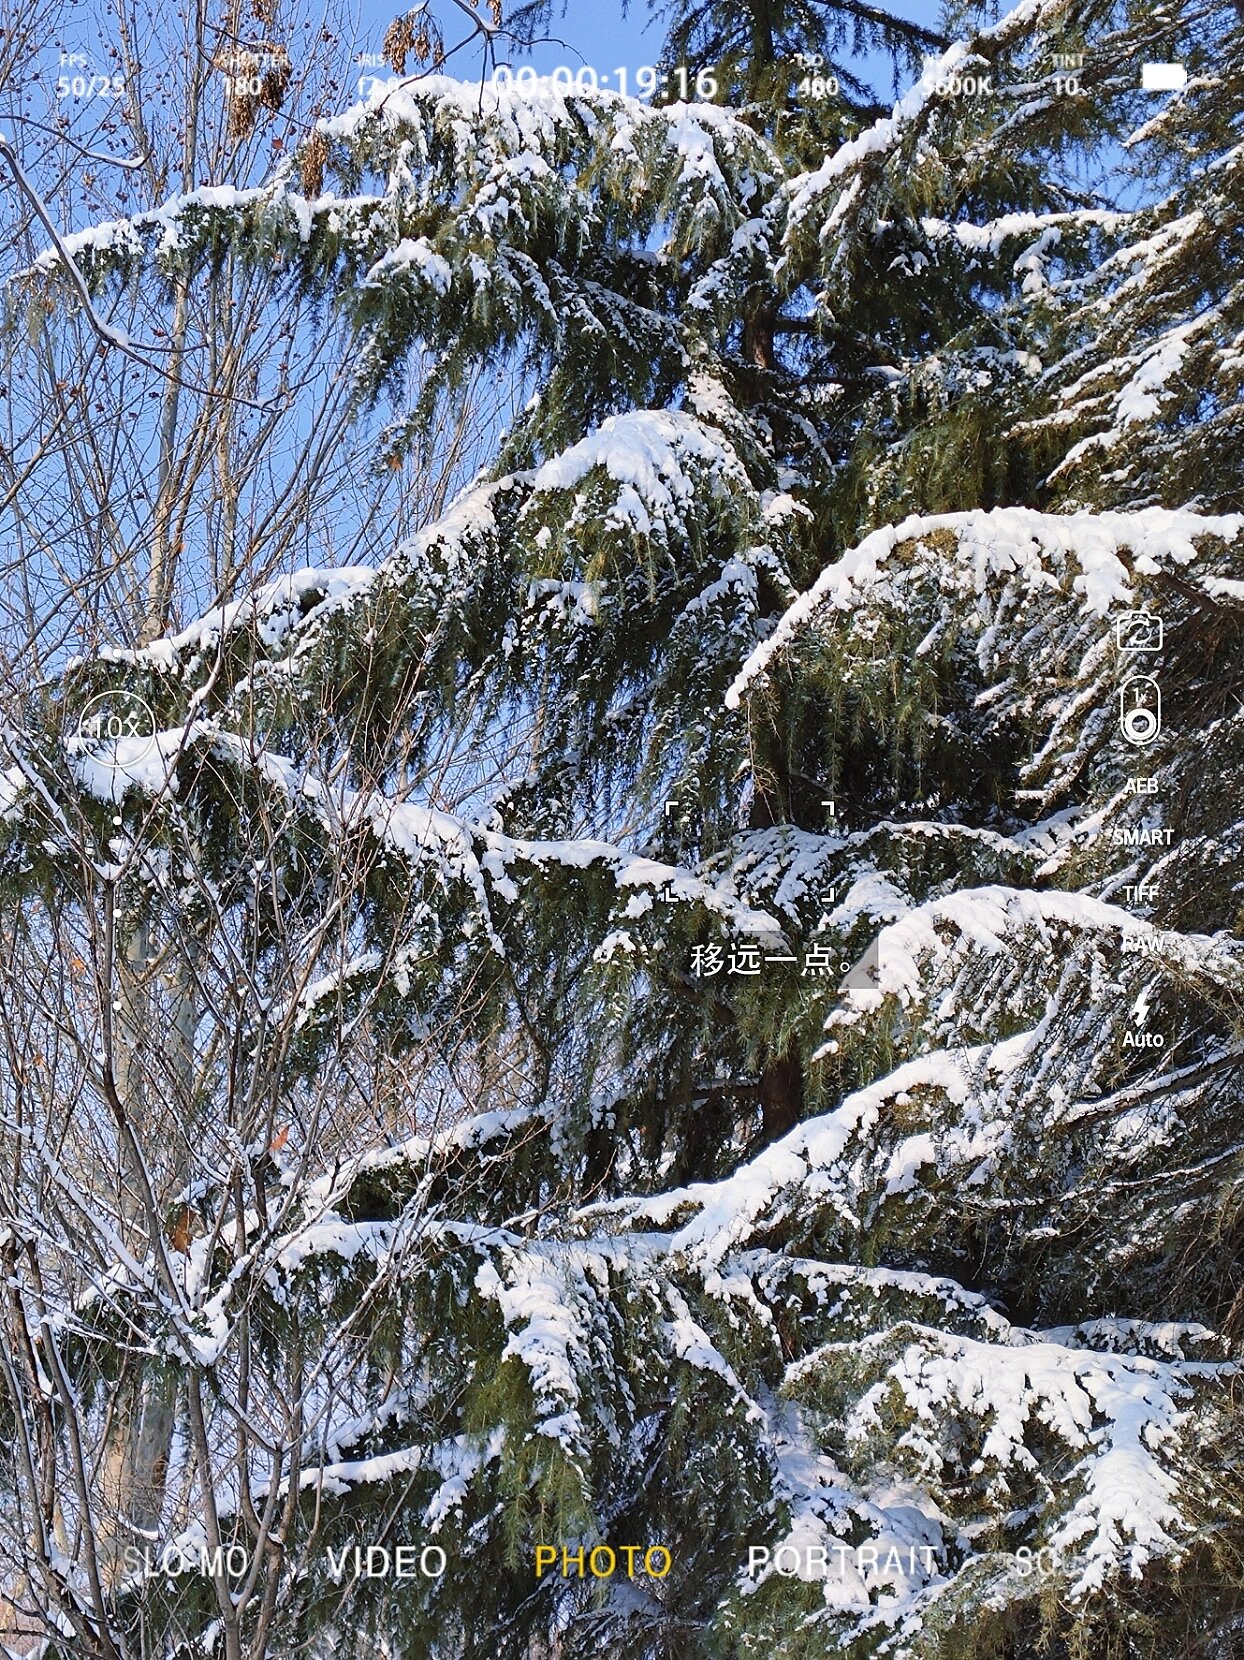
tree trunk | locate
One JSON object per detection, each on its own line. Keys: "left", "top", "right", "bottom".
{"left": 760, "top": 1049, "right": 803, "bottom": 1143}
{"left": 97, "top": 910, "right": 198, "bottom": 1588}
{"left": 743, "top": 301, "right": 777, "bottom": 371}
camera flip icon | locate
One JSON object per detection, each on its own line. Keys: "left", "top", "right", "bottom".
{"left": 1120, "top": 675, "right": 1161, "bottom": 745}
{"left": 1114, "top": 610, "right": 1163, "bottom": 653}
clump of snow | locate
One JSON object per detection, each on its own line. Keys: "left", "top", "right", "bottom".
{"left": 67, "top": 725, "right": 194, "bottom": 803}
{"left": 612, "top": 1048, "right": 975, "bottom": 1265}
{"left": 474, "top": 1246, "right": 599, "bottom": 1455}
{"left": 528, "top": 408, "right": 749, "bottom": 539}
{"left": 365, "top": 236, "right": 452, "bottom": 294}
{"left": 0, "top": 762, "right": 27, "bottom": 821}
{"left": 1114, "top": 323, "right": 1194, "bottom": 426}
{"left": 831, "top": 883, "right": 1232, "bottom": 1012}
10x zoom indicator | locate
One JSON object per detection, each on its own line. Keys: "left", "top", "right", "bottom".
{"left": 70, "top": 692, "right": 158, "bottom": 761}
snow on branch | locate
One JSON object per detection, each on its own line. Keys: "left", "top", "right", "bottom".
{"left": 592, "top": 1047, "right": 981, "bottom": 1265}
{"left": 726, "top": 506, "right": 1244, "bottom": 709}
{"left": 238, "top": 740, "right": 782, "bottom": 954}
{"left": 827, "top": 882, "right": 1240, "bottom": 1015}
{"left": 317, "top": 70, "right": 778, "bottom": 209}
{"left": 787, "top": 1317, "right": 1221, "bottom": 1599}
{"left": 780, "top": 0, "right": 1080, "bottom": 251}
{"left": 24, "top": 72, "right": 777, "bottom": 307}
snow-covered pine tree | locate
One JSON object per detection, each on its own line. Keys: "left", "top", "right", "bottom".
{"left": 2, "top": 0, "right": 1242, "bottom": 1656}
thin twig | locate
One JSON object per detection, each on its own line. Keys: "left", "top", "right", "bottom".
{"left": 0, "top": 131, "right": 280, "bottom": 413}
{"left": 5, "top": 113, "right": 148, "bottom": 170}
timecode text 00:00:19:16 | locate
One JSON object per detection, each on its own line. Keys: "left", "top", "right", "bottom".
{"left": 490, "top": 64, "right": 720, "bottom": 99}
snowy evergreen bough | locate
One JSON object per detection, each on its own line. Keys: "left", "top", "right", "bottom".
{"left": 2, "top": 0, "right": 1242, "bottom": 1656}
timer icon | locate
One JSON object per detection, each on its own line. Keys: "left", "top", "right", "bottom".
{"left": 1120, "top": 676, "right": 1161, "bottom": 745}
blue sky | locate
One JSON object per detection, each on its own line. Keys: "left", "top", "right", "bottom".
{"left": 348, "top": 0, "right": 658, "bottom": 86}
{"left": 347, "top": 1, "right": 672, "bottom": 82}
{"left": 348, "top": 0, "right": 949, "bottom": 96}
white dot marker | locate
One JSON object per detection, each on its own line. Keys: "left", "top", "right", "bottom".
{"left": 1141, "top": 62, "right": 1187, "bottom": 91}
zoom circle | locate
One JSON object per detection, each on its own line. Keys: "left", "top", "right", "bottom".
{"left": 71, "top": 691, "right": 158, "bottom": 761}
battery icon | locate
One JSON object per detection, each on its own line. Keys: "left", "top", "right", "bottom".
{"left": 1141, "top": 62, "right": 1187, "bottom": 90}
